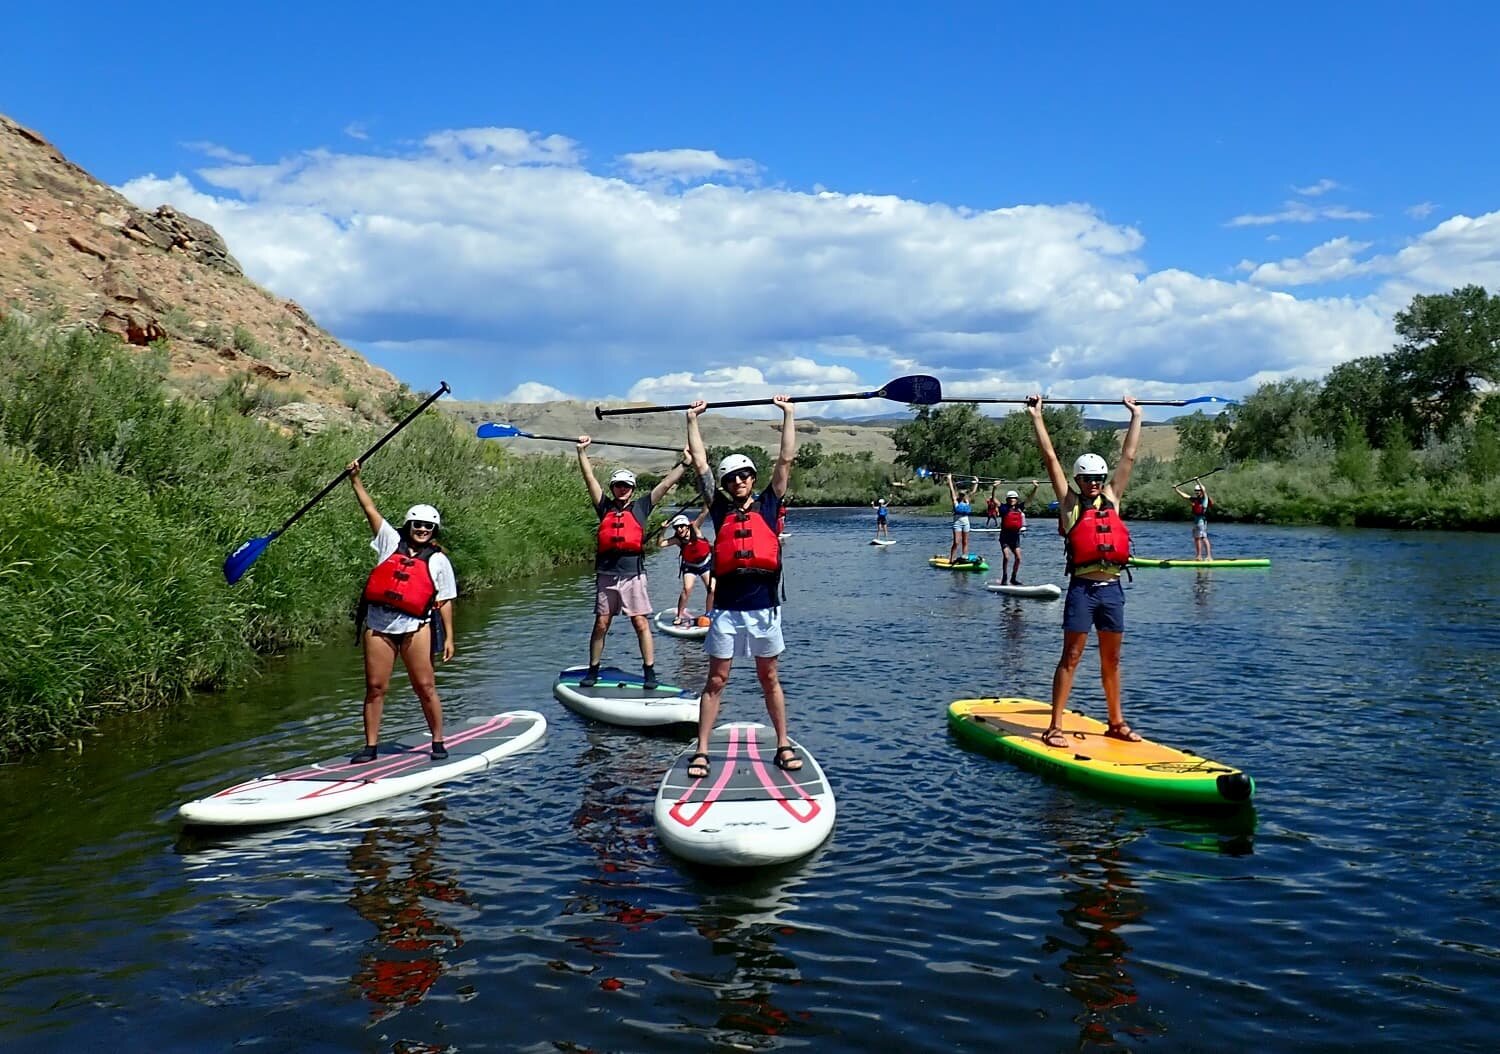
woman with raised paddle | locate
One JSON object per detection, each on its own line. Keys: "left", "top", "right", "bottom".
{"left": 1173, "top": 478, "right": 1214, "bottom": 560}
{"left": 347, "top": 460, "right": 457, "bottom": 763}
{"left": 576, "top": 439, "right": 690, "bottom": 691}
{"left": 1027, "top": 394, "right": 1144, "bottom": 749}
{"left": 685, "top": 395, "right": 800, "bottom": 780}
{"left": 946, "top": 473, "right": 975, "bottom": 564}
{"left": 997, "top": 482, "right": 1041, "bottom": 585}
{"left": 659, "top": 509, "right": 715, "bottom": 627}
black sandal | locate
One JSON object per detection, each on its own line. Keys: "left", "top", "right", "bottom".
{"left": 686, "top": 752, "right": 711, "bottom": 779}
{"left": 773, "top": 745, "right": 803, "bottom": 771}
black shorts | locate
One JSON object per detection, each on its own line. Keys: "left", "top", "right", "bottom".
{"left": 999, "top": 528, "right": 1022, "bottom": 549}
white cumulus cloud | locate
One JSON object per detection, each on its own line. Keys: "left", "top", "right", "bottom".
{"left": 619, "top": 148, "right": 760, "bottom": 184}
{"left": 501, "top": 381, "right": 573, "bottom": 402}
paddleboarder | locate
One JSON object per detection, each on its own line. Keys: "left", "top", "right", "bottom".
{"left": 577, "top": 438, "right": 690, "bottom": 690}
{"left": 946, "top": 473, "right": 974, "bottom": 564}
{"left": 1173, "top": 479, "right": 1214, "bottom": 560}
{"left": 872, "top": 497, "right": 892, "bottom": 540}
{"left": 346, "top": 460, "right": 456, "bottom": 763}
{"left": 1027, "top": 394, "right": 1144, "bottom": 749}
{"left": 659, "top": 509, "right": 715, "bottom": 626}
{"left": 685, "top": 395, "right": 800, "bottom": 780}
{"left": 997, "top": 482, "right": 1041, "bottom": 585}
{"left": 983, "top": 487, "right": 1001, "bottom": 528}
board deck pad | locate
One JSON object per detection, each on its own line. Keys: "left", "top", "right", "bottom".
{"left": 178, "top": 711, "right": 547, "bottom": 826}
{"left": 948, "top": 698, "right": 1254, "bottom": 807}
{"left": 1128, "top": 556, "right": 1271, "bottom": 568}
{"left": 985, "top": 581, "right": 1062, "bottom": 599}
{"left": 555, "top": 665, "right": 693, "bottom": 699}
{"left": 655, "top": 723, "right": 836, "bottom": 866}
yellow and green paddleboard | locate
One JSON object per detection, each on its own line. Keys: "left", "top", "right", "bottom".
{"left": 948, "top": 698, "right": 1254, "bottom": 807}
{"left": 929, "top": 556, "right": 989, "bottom": 572}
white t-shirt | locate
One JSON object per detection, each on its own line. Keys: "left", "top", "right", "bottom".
{"left": 364, "top": 520, "right": 457, "bottom": 635}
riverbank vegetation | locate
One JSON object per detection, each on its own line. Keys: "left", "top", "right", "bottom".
{"left": 0, "top": 315, "right": 607, "bottom": 754}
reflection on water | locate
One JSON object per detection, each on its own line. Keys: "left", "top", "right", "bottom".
{"left": 0, "top": 514, "right": 1497, "bottom": 1050}
{"left": 346, "top": 803, "right": 466, "bottom": 1021}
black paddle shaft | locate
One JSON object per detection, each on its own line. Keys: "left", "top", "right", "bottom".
{"left": 269, "top": 382, "right": 451, "bottom": 539}
{"left": 593, "top": 375, "right": 941, "bottom": 419}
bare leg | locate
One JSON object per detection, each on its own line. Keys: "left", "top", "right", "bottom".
{"left": 677, "top": 575, "right": 694, "bottom": 619}
{"left": 631, "top": 613, "right": 655, "bottom": 666}
{"left": 960, "top": 529, "right": 970, "bottom": 558}
{"left": 1011, "top": 546, "right": 1023, "bottom": 581}
{"left": 1097, "top": 629, "right": 1126, "bottom": 728}
{"left": 400, "top": 625, "right": 444, "bottom": 740}
{"left": 696, "top": 656, "right": 734, "bottom": 754}
{"left": 949, "top": 530, "right": 960, "bottom": 562}
{"left": 1203, "top": 534, "right": 1213, "bottom": 560}
{"left": 589, "top": 613, "right": 612, "bottom": 665}
{"left": 361, "top": 629, "right": 400, "bottom": 747}
{"left": 1049, "top": 630, "right": 1090, "bottom": 730}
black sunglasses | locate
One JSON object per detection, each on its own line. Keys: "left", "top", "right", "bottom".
{"left": 408, "top": 520, "right": 437, "bottom": 531}
{"left": 724, "top": 469, "right": 757, "bottom": 483}
{"left": 1078, "top": 475, "right": 1106, "bottom": 485}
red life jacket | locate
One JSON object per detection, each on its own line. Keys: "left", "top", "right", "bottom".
{"left": 986, "top": 498, "right": 1000, "bottom": 516}
{"left": 713, "top": 501, "right": 782, "bottom": 577}
{"left": 1066, "top": 497, "right": 1131, "bottom": 574}
{"left": 680, "top": 537, "right": 712, "bottom": 565}
{"left": 1001, "top": 505, "right": 1025, "bottom": 530}
{"left": 1192, "top": 496, "right": 1210, "bottom": 518}
{"left": 363, "top": 542, "right": 439, "bottom": 617}
{"left": 597, "top": 505, "right": 645, "bottom": 555}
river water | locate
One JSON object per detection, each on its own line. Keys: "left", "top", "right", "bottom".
{"left": 1, "top": 509, "right": 1497, "bottom": 1051}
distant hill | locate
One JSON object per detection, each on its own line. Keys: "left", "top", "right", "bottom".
{"left": 0, "top": 112, "right": 401, "bottom": 432}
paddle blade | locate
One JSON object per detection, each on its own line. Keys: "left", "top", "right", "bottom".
{"left": 223, "top": 533, "right": 275, "bottom": 584}
{"left": 1182, "top": 395, "right": 1239, "bottom": 406}
{"left": 879, "top": 375, "right": 943, "bottom": 405}
{"left": 476, "top": 422, "right": 525, "bottom": 439}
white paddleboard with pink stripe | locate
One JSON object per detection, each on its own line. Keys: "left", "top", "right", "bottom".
{"left": 177, "top": 710, "right": 547, "bottom": 826}
{"left": 654, "top": 722, "right": 835, "bottom": 867}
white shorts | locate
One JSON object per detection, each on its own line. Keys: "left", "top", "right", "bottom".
{"left": 705, "top": 607, "right": 785, "bottom": 660}
{"left": 952, "top": 516, "right": 971, "bottom": 532}
{"left": 1193, "top": 520, "right": 1209, "bottom": 539}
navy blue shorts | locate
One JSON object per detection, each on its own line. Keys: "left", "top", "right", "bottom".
{"left": 1063, "top": 578, "right": 1125, "bottom": 634}
{"left": 999, "top": 528, "right": 1022, "bottom": 549}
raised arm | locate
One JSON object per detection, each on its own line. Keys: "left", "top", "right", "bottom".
{"left": 1108, "top": 397, "right": 1144, "bottom": 501}
{"left": 1026, "top": 480, "right": 1041, "bottom": 503}
{"left": 686, "top": 401, "right": 713, "bottom": 500}
{"left": 768, "top": 394, "right": 795, "bottom": 497}
{"left": 1026, "top": 397, "right": 1070, "bottom": 502}
{"left": 1173, "top": 484, "right": 1190, "bottom": 499}
{"left": 946, "top": 473, "right": 959, "bottom": 502}
{"left": 347, "top": 460, "right": 383, "bottom": 536}
{"left": 576, "top": 437, "right": 603, "bottom": 506}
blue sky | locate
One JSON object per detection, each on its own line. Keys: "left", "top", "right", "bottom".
{"left": 8, "top": 2, "right": 1499, "bottom": 418}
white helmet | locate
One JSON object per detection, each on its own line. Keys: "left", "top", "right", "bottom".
{"left": 608, "top": 469, "right": 637, "bottom": 487}
{"left": 1006, "top": 490, "right": 1019, "bottom": 499}
{"left": 717, "top": 453, "right": 756, "bottom": 482}
{"left": 1193, "top": 483, "right": 1205, "bottom": 492}
{"left": 1072, "top": 453, "right": 1108, "bottom": 478}
{"left": 404, "top": 503, "right": 441, "bottom": 527}
{"left": 878, "top": 498, "right": 887, "bottom": 506}
{"left": 669, "top": 514, "right": 691, "bottom": 528}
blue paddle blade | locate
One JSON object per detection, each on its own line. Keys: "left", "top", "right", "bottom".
{"left": 476, "top": 422, "right": 526, "bottom": 439}
{"left": 223, "top": 533, "right": 275, "bottom": 584}
{"left": 1183, "top": 395, "right": 1239, "bottom": 406}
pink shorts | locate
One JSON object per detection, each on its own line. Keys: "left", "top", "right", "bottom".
{"left": 595, "top": 571, "right": 652, "bottom": 617}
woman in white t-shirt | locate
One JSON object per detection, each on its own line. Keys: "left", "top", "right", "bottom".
{"left": 347, "top": 459, "right": 457, "bottom": 763}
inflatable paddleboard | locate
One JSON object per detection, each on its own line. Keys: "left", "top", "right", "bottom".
{"left": 553, "top": 665, "right": 699, "bottom": 727}
{"left": 178, "top": 710, "right": 547, "bottom": 826}
{"left": 655, "top": 723, "right": 836, "bottom": 867}
{"left": 985, "top": 581, "right": 1062, "bottom": 599}
{"left": 1128, "top": 557, "right": 1271, "bottom": 568}
{"left": 655, "top": 610, "right": 710, "bottom": 639}
{"left": 870, "top": 538, "right": 897, "bottom": 546}
{"left": 929, "top": 556, "right": 989, "bottom": 572}
{"left": 948, "top": 699, "right": 1253, "bottom": 808}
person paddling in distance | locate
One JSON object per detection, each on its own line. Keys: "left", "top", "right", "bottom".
{"left": 997, "top": 481, "right": 1041, "bottom": 585}
{"left": 872, "top": 496, "right": 892, "bottom": 540}
{"left": 685, "top": 395, "right": 799, "bottom": 780}
{"left": 984, "top": 486, "right": 1001, "bottom": 528}
{"left": 946, "top": 474, "right": 975, "bottom": 563}
{"left": 577, "top": 439, "right": 690, "bottom": 690}
{"left": 1173, "top": 479, "right": 1214, "bottom": 560}
{"left": 1027, "top": 394, "right": 1144, "bottom": 748}
{"left": 659, "top": 508, "right": 715, "bottom": 626}
{"left": 347, "top": 460, "right": 457, "bottom": 763}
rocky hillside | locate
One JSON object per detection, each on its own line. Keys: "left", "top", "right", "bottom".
{"left": 0, "top": 113, "right": 400, "bottom": 431}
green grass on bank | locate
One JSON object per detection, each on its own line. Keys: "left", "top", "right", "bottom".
{"left": 0, "top": 315, "right": 643, "bottom": 754}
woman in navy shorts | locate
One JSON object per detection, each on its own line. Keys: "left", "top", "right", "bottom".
{"left": 1027, "top": 394, "right": 1144, "bottom": 749}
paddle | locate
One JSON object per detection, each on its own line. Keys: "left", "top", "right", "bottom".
{"left": 223, "top": 382, "right": 452, "bottom": 583}
{"left": 592, "top": 374, "right": 943, "bottom": 418}
{"left": 1172, "top": 465, "right": 1228, "bottom": 488}
{"left": 952, "top": 394, "right": 1239, "bottom": 407}
{"left": 476, "top": 422, "right": 680, "bottom": 452}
